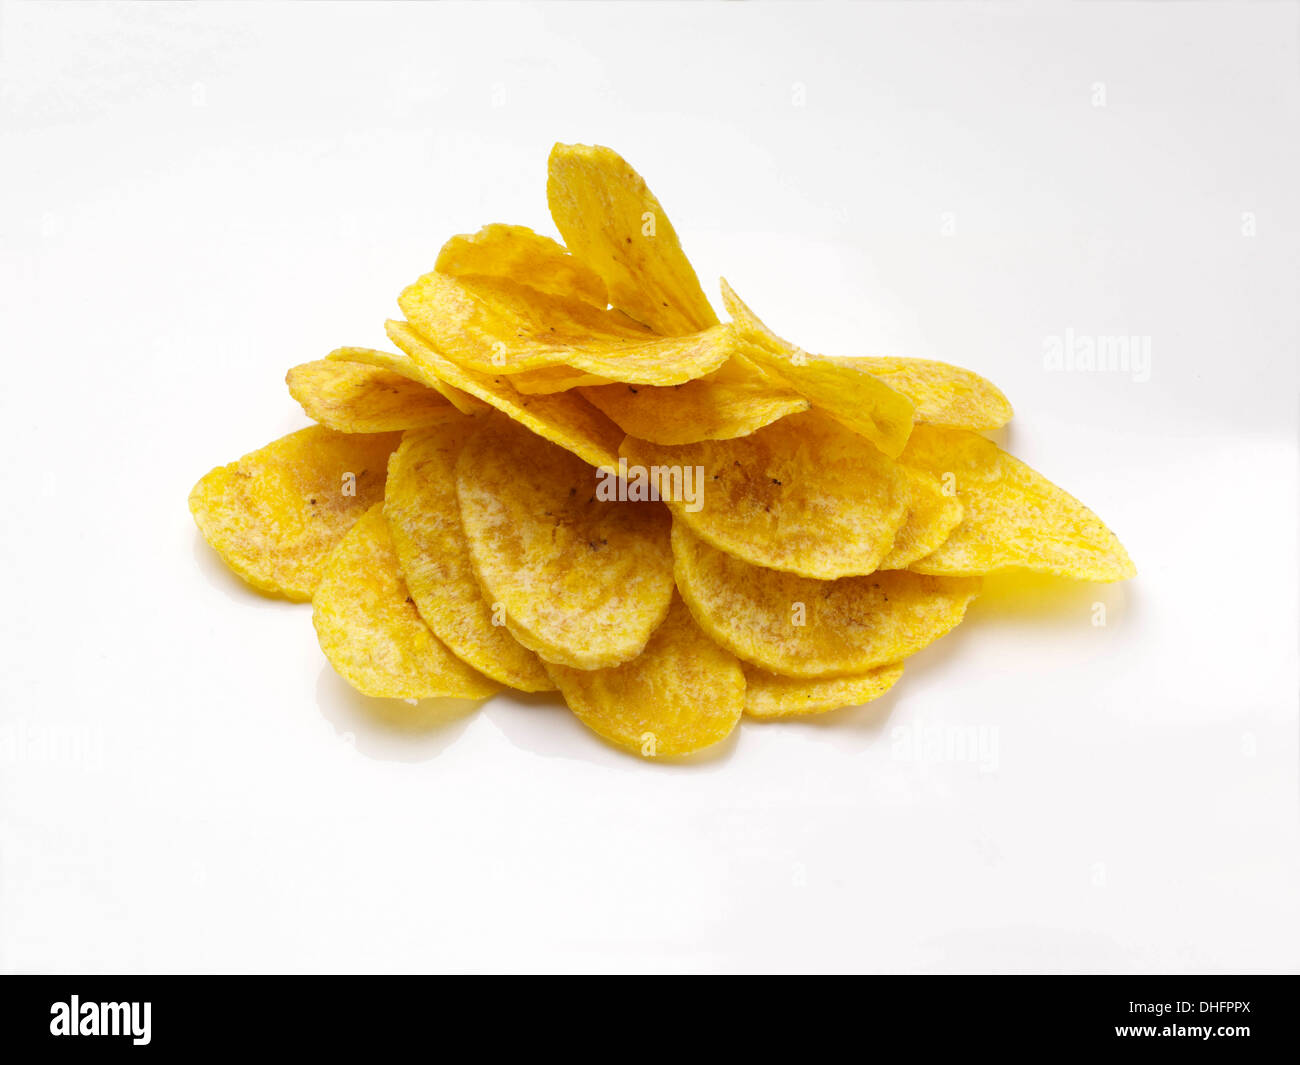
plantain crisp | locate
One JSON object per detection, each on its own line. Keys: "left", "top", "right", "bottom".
{"left": 547, "top": 143, "right": 718, "bottom": 336}
{"left": 326, "top": 345, "right": 487, "bottom": 416}
{"left": 385, "top": 422, "right": 554, "bottom": 693}
{"left": 312, "top": 504, "right": 500, "bottom": 700}
{"left": 744, "top": 662, "right": 904, "bottom": 719}
{"left": 190, "top": 426, "right": 401, "bottom": 601}
{"left": 579, "top": 354, "right": 809, "bottom": 445}
{"left": 435, "top": 223, "right": 608, "bottom": 307}
{"left": 672, "top": 521, "right": 981, "bottom": 678}
{"left": 457, "top": 415, "right": 675, "bottom": 670}
{"left": 878, "top": 466, "right": 965, "bottom": 570}
{"left": 621, "top": 409, "right": 909, "bottom": 579}
{"left": 847, "top": 356, "right": 1013, "bottom": 430}
{"left": 286, "top": 359, "right": 458, "bottom": 433}
{"left": 903, "top": 425, "right": 1136, "bottom": 581}
{"left": 720, "top": 279, "right": 915, "bottom": 458}
{"left": 546, "top": 597, "right": 743, "bottom": 757}
{"left": 386, "top": 319, "right": 623, "bottom": 470}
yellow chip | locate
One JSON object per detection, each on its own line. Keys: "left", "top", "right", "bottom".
{"left": 435, "top": 223, "right": 608, "bottom": 307}
{"left": 720, "top": 279, "right": 915, "bottom": 458}
{"left": 878, "top": 466, "right": 965, "bottom": 570}
{"left": 673, "top": 521, "right": 981, "bottom": 678}
{"left": 546, "top": 597, "right": 744, "bottom": 757}
{"left": 903, "top": 425, "right": 1136, "bottom": 581}
{"left": 189, "top": 426, "right": 400, "bottom": 601}
{"left": 457, "top": 415, "right": 675, "bottom": 669}
{"left": 386, "top": 320, "right": 623, "bottom": 470}
{"left": 621, "top": 409, "right": 909, "bottom": 579}
{"left": 286, "top": 359, "right": 458, "bottom": 433}
{"left": 743, "top": 662, "right": 904, "bottom": 719}
{"left": 547, "top": 142, "right": 718, "bottom": 335}
{"left": 385, "top": 422, "right": 553, "bottom": 692}
{"left": 499, "top": 364, "right": 611, "bottom": 394}
{"left": 326, "top": 345, "right": 487, "bottom": 416}
{"left": 846, "top": 356, "right": 1013, "bottom": 430}
{"left": 312, "top": 504, "right": 500, "bottom": 700}
{"left": 579, "top": 355, "right": 809, "bottom": 444}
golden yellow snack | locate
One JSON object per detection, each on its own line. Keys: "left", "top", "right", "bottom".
{"left": 878, "top": 466, "right": 965, "bottom": 570}
{"left": 189, "top": 426, "right": 400, "bottom": 601}
{"left": 547, "top": 142, "right": 718, "bottom": 335}
{"left": 903, "top": 425, "right": 1136, "bottom": 581}
{"left": 286, "top": 359, "right": 458, "bottom": 433}
{"left": 385, "top": 422, "right": 553, "bottom": 692}
{"left": 500, "top": 365, "right": 611, "bottom": 394}
{"left": 457, "top": 415, "right": 674, "bottom": 669}
{"left": 580, "top": 355, "right": 808, "bottom": 444}
{"left": 386, "top": 320, "right": 623, "bottom": 470}
{"left": 848, "top": 356, "right": 1013, "bottom": 430}
{"left": 546, "top": 597, "right": 743, "bottom": 756}
{"left": 326, "top": 345, "right": 487, "bottom": 416}
{"left": 720, "top": 279, "right": 914, "bottom": 458}
{"left": 744, "top": 662, "right": 904, "bottom": 719}
{"left": 621, "top": 409, "right": 909, "bottom": 579}
{"left": 435, "top": 223, "right": 609, "bottom": 307}
{"left": 312, "top": 505, "right": 500, "bottom": 700}
{"left": 672, "top": 521, "right": 981, "bottom": 678}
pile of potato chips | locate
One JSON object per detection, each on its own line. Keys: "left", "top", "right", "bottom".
{"left": 191, "top": 143, "right": 1135, "bottom": 758}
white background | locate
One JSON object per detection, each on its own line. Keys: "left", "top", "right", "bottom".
{"left": 2, "top": 1, "right": 1297, "bottom": 974}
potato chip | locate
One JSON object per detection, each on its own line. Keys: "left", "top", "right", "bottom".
{"left": 499, "top": 364, "right": 611, "bottom": 394}
{"left": 312, "top": 504, "right": 500, "bottom": 700}
{"left": 386, "top": 320, "right": 623, "bottom": 470}
{"left": 190, "top": 426, "right": 400, "bottom": 601}
{"left": 743, "top": 662, "right": 904, "bottom": 719}
{"left": 457, "top": 415, "right": 674, "bottom": 669}
{"left": 286, "top": 359, "right": 458, "bottom": 433}
{"left": 326, "top": 345, "right": 487, "bottom": 416}
{"left": 846, "top": 356, "right": 1013, "bottom": 430}
{"left": 579, "top": 355, "right": 809, "bottom": 444}
{"left": 720, "top": 279, "right": 915, "bottom": 458}
{"left": 435, "top": 223, "right": 608, "bottom": 307}
{"left": 621, "top": 409, "right": 909, "bottom": 579}
{"left": 903, "top": 425, "right": 1136, "bottom": 581}
{"left": 385, "top": 422, "right": 553, "bottom": 692}
{"left": 547, "top": 143, "right": 718, "bottom": 335}
{"left": 546, "top": 597, "right": 743, "bottom": 756}
{"left": 398, "top": 272, "right": 734, "bottom": 383}
{"left": 878, "top": 466, "right": 965, "bottom": 570}
{"left": 673, "top": 521, "right": 981, "bottom": 678}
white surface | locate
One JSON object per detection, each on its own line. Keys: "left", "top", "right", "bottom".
{"left": 1, "top": 1, "right": 1297, "bottom": 974}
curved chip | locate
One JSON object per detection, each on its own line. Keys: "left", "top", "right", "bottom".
{"left": 673, "top": 521, "right": 981, "bottom": 678}
{"left": 847, "top": 356, "right": 1013, "bottom": 430}
{"left": 546, "top": 597, "right": 744, "bottom": 757}
{"left": 744, "top": 662, "right": 904, "bottom": 719}
{"left": 580, "top": 355, "right": 809, "bottom": 444}
{"left": 903, "top": 425, "right": 1136, "bottom": 581}
{"left": 385, "top": 422, "right": 553, "bottom": 692}
{"left": 621, "top": 409, "right": 909, "bottom": 579}
{"left": 547, "top": 142, "right": 718, "bottom": 335}
{"left": 501, "top": 365, "right": 611, "bottom": 394}
{"left": 386, "top": 320, "right": 623, "bottom": 470}
{"left": 312, "top": 504, "right": 500, "bottom": 700}
{"left": 435, "top": 223, "right": 608, "bottom": 307}
{"left": 878, "top": 466, "right": 965, "bottom": 570}
{"left": 189, "top": 426, "right": 401, "bottom": 601}
{"left": 720, "top": 279, "right": 914, "bottom": 458}
{"left": 286, "top": 359, "right": 457, "bottom": 433}
{"left": 457, "top": 415, "right": 675, "bottom": 669}
{"left": 326, "top": 345, "right": 487, "bottom": 416}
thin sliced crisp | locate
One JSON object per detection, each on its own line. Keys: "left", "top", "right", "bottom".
{"left": 903, "top": 425, "right": 1136, "bottom": 581}
{"left": 326, "top": 345, "right": 487, "bottom": 416}
{"left": 621, "top": 409, "right": 909, "bottom": 579}
{"left": 546, "top": 597, "right": 743, "bottom": 757}
{"left": 312, "top": 504, "right": 499, "bottom": 700}
{"left": 457, "top": 415, "right": 674, "bottom": 669}
{"left": 435, "top": 223, "right": 608, "bottom": 307}
{"left": 878, "top": 466, "right": 965, "bottom": 570}
{"left": 189, "top": 426, "right": 400, "bottom": 600}
{"left": 744, "top": 662, "right": 904, "bottom": 719}
{"left": 840, "top": 356, "right": 1013, "bottom": 430}
{"left": 547, "top": 142, "right": 718, "bottom": 335}
{"left": 673, "top": 521, "right": 981, "bottom": 678}
{"left": 720, "top": 279, "right": 914, "bottom": 458}
{"left": 286, "top": 359, "right": 457, "bottom": 433}
{"left": 500, "top": 364, "right": 611, "bottom": 394}
{"left": 386, "top": 320, "right": 623, "bottom": 470}
{"left": 385, "top": 422, "right": 553, "bottom": 693}
{"left": 580, "top": 355, "right": 808, "bottom": 444}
